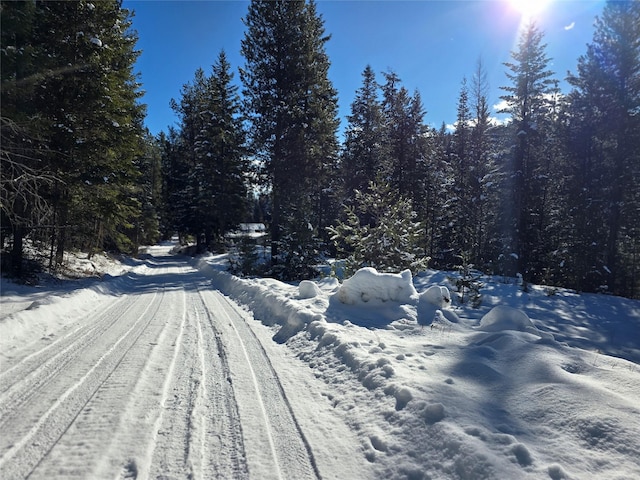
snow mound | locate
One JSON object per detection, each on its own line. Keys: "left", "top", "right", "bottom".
{"left": 420, "top": 285, "right": 452, "bottom": 308}
{"left": 299, "top": 280, "right": 323, "bottom": 299}
{"left": 479, "top": 305, "right": 536, "bottom": 333}
{"left": 336, "top": 267, "right": 418, "bottom": 305}
{"left": 417, "top": 285, "right": 459, "bottom": 325}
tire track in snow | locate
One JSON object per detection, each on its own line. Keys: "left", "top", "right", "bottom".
{"left": 201, "top": 289, "right": 321, "bottom": 480}
{"left": 0, "top": 294, "right": 130, "bottom": 406}
{"left": 144, "top": 284, "right": 250, "bottom": 479}
{"left": 90, "top": 277, "right": 190, "bottom": 479}
{"left": 193, "top": 287, "right": 248, "bottom": 479}
{"left": 144, "top": 284, "right": 195, "bottom": 478}
{"left": 0, "top": 289, "right": 162, "bottom": 480}
{"left": 26, "top": 285, "right": 183, "bottom": 479}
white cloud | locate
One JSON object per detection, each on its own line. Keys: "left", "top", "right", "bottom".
{"left": 492, "top": 99, "right": 510, "bottom": 113}
{"left": 489, "top": 116, "right": 511, "bottom": 126}
{"left": 564, "top": 21, "right": 576, "bottom": 31}
{"left": 445, "top": 115, "right": 510, "bottom": 133}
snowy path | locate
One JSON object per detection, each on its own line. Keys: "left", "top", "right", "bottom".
{"left": 0, "top": 254, "right": 325, "bottom": 480}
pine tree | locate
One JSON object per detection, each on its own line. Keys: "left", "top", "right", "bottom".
{"left": 194, "top": 51, "right": 248, "bottom": 251}
{"left": 468, "top": 58, "right": 498, "bottom": 269}
{"left": 328, "top": 181, "right": 428, "bottom": 276}
{"left": 422, "top": 123, "right": 455, "bottom": 268}
{"left": 449, "top": 77, "right": 473, "bottom": 266}
{"left": 341, "top": 65, "right": 387, "bottom": 202}
{"left": 132, "top": 131, "right": 163, "bottom": 246}
{"left": 159, "top": 127, "right": 192, "bottom": 241}
{"left": 33, "top": 0, "right": 145, "bottom": 259}
{"left": 565, "top": 0, "right": 640, "bottom": 297}
{"left": 1, "top": 0, "right": 145, "bottom": 273}
{"left": 241, "top": 0, "right": 339, "bottom": 279}
{"left": 381, "top": 71, "right": 428, "bottom": 200}
{"left": 499, "top": 21, "right": 556, "bottom": 283}
{"left": 1, "top": 1, "right": 57, "bottom": 277}
{"left": 170, "top": 68, "right": 208, "bottom": 243}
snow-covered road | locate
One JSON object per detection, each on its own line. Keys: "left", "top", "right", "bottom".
{"left": 3, "top": 244, "right": 639, "bottom": 479}
{"left": 0, "top": 252, "right": 342, "bottom": 480}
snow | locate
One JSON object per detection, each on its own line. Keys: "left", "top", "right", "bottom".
{"left": 1, "top": 241, "right": 639, "bottom": 479}
{"left": 335, "top": 267, "right": 418, "bottom": 305}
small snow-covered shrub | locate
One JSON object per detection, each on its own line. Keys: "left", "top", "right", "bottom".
{"left": 336, "top": 267, "right": 418, "bottom": 305}
{"left": 327, "top": 181, "right": 429, "bottom": 277}
{"left": 227, "top": 236, "right": 266, "bottom": 277}
{"left": 449, "top": 253, "right": 483, "bottom": 307}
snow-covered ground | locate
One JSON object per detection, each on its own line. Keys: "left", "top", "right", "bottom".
{"left": 1, "top": 242, "right": 639, "bottom": 479}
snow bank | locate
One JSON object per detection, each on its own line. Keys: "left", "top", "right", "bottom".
{"left": 0, "top": 279, "right": 121, "bottom": 357}
{"left": 335, "top": 268, "right": 418, "bottom": 305}
{"left": 195, "top": 256, "right": 324, "bottom": 343}
{"left": 192, "top": 253, "right": 640, "bottom": 479}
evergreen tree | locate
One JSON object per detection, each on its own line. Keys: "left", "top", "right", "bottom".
{"left": 1, "top": 1, "right": 56, "bottom": 277}
{"left": 341, "top": 65, "right": 386, "bottom": 203}
{"left": 565, "top": 0, "right": 640, "bottom": 297}
{"left": 448, "top": 77, "right": 473, "bottom": 266}
{"left": 2, "top": 0, "right": 145, "bottom": 272}
{"left": 499, "top": 20, "right": 556, "bottom": 283}
{"left": 328, "top": 181, "right": 428, "bottom": 276}
{"left": 132, "top": 131, "right": 163, "bottom": 246}
{"left": 159, "top": 127, "right": 192, "bottom": 241}
{"left": 468, "top": 58, "right": 499, "bottom": 269}
{"left": 170, "top": 68, "right": 208, "bottom": 242}
{"left": 418, "top": 123, "right": 454, "bottom": 268}
{"left": 167, "top": 54, "right": 248, "bottom": 251}
{"left": 194, "top": 51, "right": 248, "bottom": 250}
{"left": 34, "top": 0, "right": 145, "bottom": 259}
{"left": 241, "top": 0, "right": 339, "bottom": 279}
{"left": 381, "top": 71, "right": 428, "bottom": 200}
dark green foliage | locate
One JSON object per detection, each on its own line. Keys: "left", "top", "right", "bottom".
{"left": 563, "top": 0, "right": 640, "bottom": 297}
{"left": 132, "top": 131, "right": 163, "bottom": 246}
{"left": 228, "top": 235, "right": 265, "bottom": 277}
{"left": 449, "top": 253, "right": 483, "bottom": 308}
{"left": 240, "top": 0, "right": 340, "bottom": 278}
{"left": 1, "top": 0, "right": 146, "bottom": 275}
{"left": 341, "top": 65, "right": 387, "bottom": 202}
{"left": 167, "top": 51, "right": 249, "bottom": 252}
{"left": 381, "top": 71, "right": 428, "bottom": 200}
{"left": 498, "top": 20, "right": 557, "bottom": 282}
{"left": 328, "top": 181, "right": 429, "bottom": 277}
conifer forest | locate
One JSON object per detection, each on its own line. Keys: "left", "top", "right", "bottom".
{"left": 1, "top": 0, "right": 639, "bottom": 298}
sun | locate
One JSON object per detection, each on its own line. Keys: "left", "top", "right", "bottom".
{"left": 508, "top": 0, "right": 552, "bottom": 19}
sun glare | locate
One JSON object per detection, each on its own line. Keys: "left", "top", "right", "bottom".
{"left": 508, "top": 0, "right": 552, "bottom": 19}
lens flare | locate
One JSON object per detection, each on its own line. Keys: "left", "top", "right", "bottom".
{"left": 509, "top": 0, "right": 552, "bottom": 19}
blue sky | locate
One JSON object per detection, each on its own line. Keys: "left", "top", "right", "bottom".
{"left": 123, "top": 0, "right": 605, "bottom": 136}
